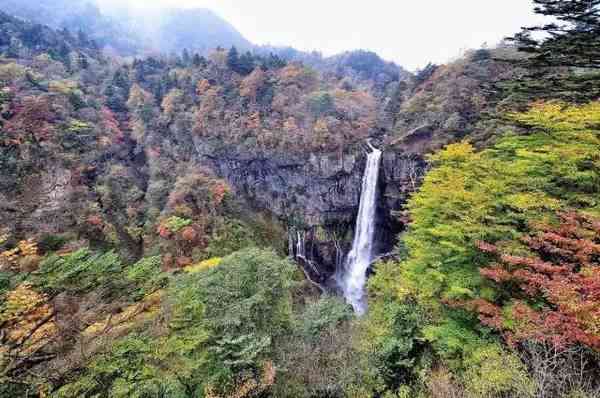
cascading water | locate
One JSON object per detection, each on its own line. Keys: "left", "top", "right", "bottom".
{"left": 338, "top": 143, "right": 382, "bottom": 314}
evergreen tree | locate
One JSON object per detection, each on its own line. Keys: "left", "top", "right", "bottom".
{"left": 111, "top": 68, "right": 130, "bottom": 91}
{"left": 132, "top": 58, "right": 145, "bottom": 82}
{"left": 192, "top": 53, "right": 206, "bottom": 68}
{"left": 226, "top": 46, "right": 240, "bottom": 71}
{"left": 182, "top": 48, "right": 191, "bottom": 65}
{"left": 506, "top": 0, "right": 600, "bottom": 102}
{"left": 513, "top": 0, "right": 600, "bottom": 69}
{"left": 238, "top": 51, "right": 255, "bottom": 75}
{"left": 6, "top": 38, "right": 19, "bottom": 58}
{"left": 263, "top": 53, "right": 286, "bottom": 70}
{"left": 414, "top": 63, "right": 437, "bottom": 85}
{"left": 104, "top": 84, "right": 126, "bottom": 113}
{"left": 77, "top": 52, "right": 89, "bottom": 70}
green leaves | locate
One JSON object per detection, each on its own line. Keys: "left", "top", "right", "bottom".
{"left": 298, "top": 295, "right": 353, "bottom": 339}
{"left": 32, "top": 249, "right": 123, "bottom": 296}
{"left": 364, "top": 101, "right": 600, "bottom": 394}
{"left": 163, "top": 216, "right": 192, "bottom": 233}
{"left": 55, "top": 334, "right": 205, "bottom": 398}
{"left": 400, "top": 102, "right": 600, "bottom": 314}
{"left": 126, "top": 256, "right": 168, "bottom": 299}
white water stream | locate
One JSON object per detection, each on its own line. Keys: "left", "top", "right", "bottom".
{"left": 339, "top": 144, "right": 382, "bottom": 314}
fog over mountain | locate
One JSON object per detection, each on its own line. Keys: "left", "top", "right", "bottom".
{"left": 96, "top": 0, "right": 543, "bottom": 70}
{"left": 1, "top": 0, "right": 408, "bottom": 80}
{"left": 0, "top": 0, "right": 253, "bottom": 56}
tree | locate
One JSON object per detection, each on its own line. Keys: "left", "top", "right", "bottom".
{"left": 3, "top": 95, "right": 55, "bottom": 143}
{"left": 261, "top": 53, "right": 286, "bottom": 70}
{"left": 182, "top": 248, "right": 295, "bottom": 391}
{"left": 239, "top": 68, "right": 266, "bottom": 101}
{"left": 77, "top": 52, "right": 88, "bottom": 70}
{"left": 182, "top": 48, "right": 191, "bottom": 66}
{"left": 472, "top": 212, "right": 600, "bottom": 350}
{"left": 126, "top": 84, "right": 155, "bottom": 125}
{"left": 192, "top": 53, "right": 206, "bottom": 68}
{"left": 371, "top": 101, "right": 600, "bottom": 393}
{"left": 226, "top": 46, "right": 240, "bottom": 72}
{"left": 512, "top": 0, "right": 600, "bottom": 69}
{"left": 414, "top": 62, "right": 437, "bottom": 85}
{"left": 238, "top": 51, "right": 255, "bottom": 75}
{"left": 506, "top": 0, "right": 600, "bottom": 102}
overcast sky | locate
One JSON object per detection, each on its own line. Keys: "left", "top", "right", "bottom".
{"left": 96, "top": 0, "right": 544, "bottom": 70}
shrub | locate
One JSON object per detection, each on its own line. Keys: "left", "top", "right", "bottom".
{"left": 184, "top": 247, "right": 295, "bottom": 387}
{"left": 32, "top": 249, "right": 124, "bottom": 297}
{"left": 164, "top": 215, "right": 192, "bottom": 233}
{"left": 184, "top": 257, "right": 222, "bottom": 274}
{"left": 463, "top": 345, "right": 534, "bottom": 397}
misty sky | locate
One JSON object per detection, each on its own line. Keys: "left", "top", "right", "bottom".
{"left": 96, "top": 0, "right": 544, "bottom": 70}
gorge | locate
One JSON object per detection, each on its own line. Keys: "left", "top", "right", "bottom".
{"left": 196, "top": 139, "right": 426, "bottom": 289}
{"left": 3, "top": 1, "right": 600, "bottom": 396}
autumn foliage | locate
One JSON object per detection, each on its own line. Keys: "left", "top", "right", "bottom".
{"left": 472, "top": 212, "right": 600, "bottom": 350}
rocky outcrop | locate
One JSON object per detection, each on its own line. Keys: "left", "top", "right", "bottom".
{"left": 194, "top": 139, "right": 426, "bottom": 284}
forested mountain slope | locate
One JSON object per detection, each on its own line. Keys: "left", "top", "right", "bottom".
{"left": 1, "top": 0, "right": 599, "bottom": 397}
{"left": 1, "top": 0, "right": 252, "bottom": 56}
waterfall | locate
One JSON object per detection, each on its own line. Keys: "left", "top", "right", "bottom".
{"left": 296, "top": 230, "right": 305, "bottom": 259}
{"left": 339, "top": 144, "right": 382, "bottom": 314}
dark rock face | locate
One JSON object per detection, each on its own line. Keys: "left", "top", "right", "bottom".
{"left": 194, "top": 139, "right": 426, "bottom": 283}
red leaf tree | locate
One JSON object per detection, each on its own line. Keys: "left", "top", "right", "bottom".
{"left": 471, "top": 212, "right": 600, "bottom": 350}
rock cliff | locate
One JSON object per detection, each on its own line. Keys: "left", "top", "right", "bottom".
{"left": 195, "top": 140, "right": 426, "bottom": 284}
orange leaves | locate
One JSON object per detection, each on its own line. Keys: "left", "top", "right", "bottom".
{"left": 18, "top": 239, "right": 38, "bottom": 257}
{"left": 210, "top": 181, "right": 229, "bottom": 205}
{"left": 277, "top": 64, "right": 317, "bottom": 89}
{"left": 3, "top": 95, "right": 55, "bottom": 143}
{"left": 472, "top": 212, "right": 600, "bottom": 350}
{"left": 126, "top": 84, "right": 154, "bottom": 112}
{"left": 100, "top": 106, "right": 124, "bottom": 144}
{"left": 0, "top": 283, "right": 56, "bottom": 356}
{"left": 0, "top": 239, "right": 41, "bottom": 272}
{"left": 196, "top": 78, "right": 211, "bottom": 95}
{"left": 161, "top": 88, "right": 185, "bottom": 120}
{"left": 331, "top": 88, "right": 376, "bottom": 118}
{"left": 180, "top": 226, "right": 198, "bottom": 242}
{"left": 87, "top": 215, "right": 104, "bottom": 227}
{"left": 239, "top": 68, "right": 266, "bottom": 101}
{"left": 157, "top": 224, "right": 172, "bottom": 239}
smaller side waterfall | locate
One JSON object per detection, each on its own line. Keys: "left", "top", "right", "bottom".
{"left": 339, "top": 144, "right": 382, "bottom": 314}
{"left": 288, "top": 228, "right": 307, "bottom": 260}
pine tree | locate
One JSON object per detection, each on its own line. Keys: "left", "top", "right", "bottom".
{"left": 238, "top": 51, "right": 256, "bottom": 75}
{"left": 506, "top": 0, "right": 600, "bottom": 102}
{"left": 512, "top": 0, "right": 600, "bottom": 69}
{"left": 77, "top": 52, "right": 89, "bottom": 70}
{"left": 111, "top": 68, "right": 130, "bottom": 91}
{"left": 182, "top": 48, "right": 191, "bottom": 66}
{"left": 227, "top": 46, "right": 240, "bottom": 72}
{"left": 192, "top": 53, "right": 206, "bottom": 68}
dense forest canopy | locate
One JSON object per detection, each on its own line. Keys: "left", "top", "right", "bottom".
{"left": 1, "top": 1, "right": 600, "bottom": 397}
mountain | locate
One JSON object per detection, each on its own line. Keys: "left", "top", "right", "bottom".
{"left": 150, "top": 8, "right": 253, "bottom": 54}
{"left": 0, "top": 0, "right": 140, "bottom": 54}
{"left": 2, "top": 1, "right": 599, "bottom": 397}
{"left": 0, "top": 0, "right": 252, "bottom": 56}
